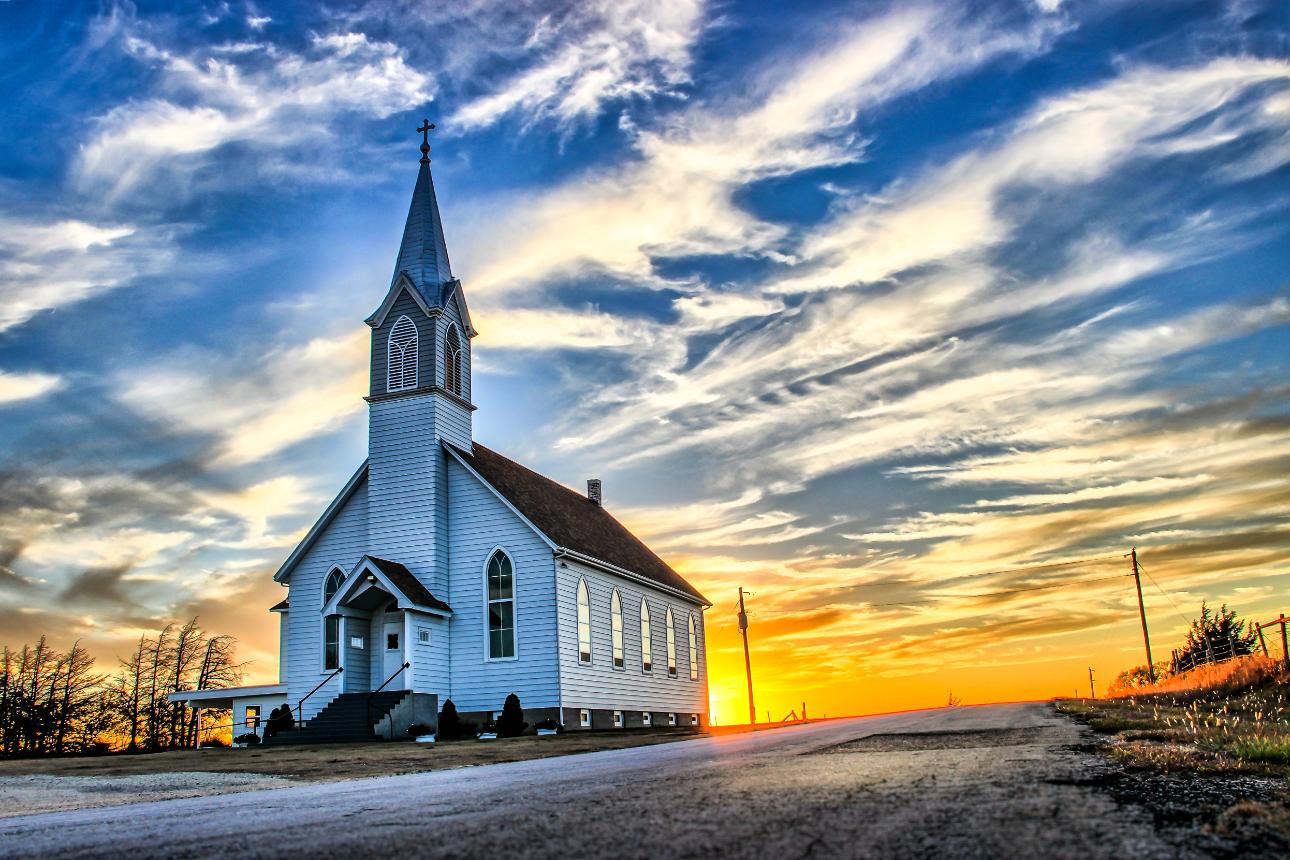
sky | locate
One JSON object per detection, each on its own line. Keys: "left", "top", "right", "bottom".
{"left": 1, "top": 0, "right": 1288, "bottom": 723}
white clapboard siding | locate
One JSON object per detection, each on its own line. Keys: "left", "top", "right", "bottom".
{"left": 368, "top": 396, "right": 456, "bottom": 597}
{"left": 445, "top": 457, "right": 560, "bottom": 712}
{"left": 556, "top": 558, "right": 708, "bottom": 715}
{"left": 283, "top": 473, "right": 369, "bottom": 720}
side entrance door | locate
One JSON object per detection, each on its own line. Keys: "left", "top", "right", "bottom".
{"left": 382, "top": 617, "right": 405, "bottom": 688}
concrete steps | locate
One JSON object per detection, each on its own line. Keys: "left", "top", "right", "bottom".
{"left": 266, "top": 691, "right": 410, "bottom": 745}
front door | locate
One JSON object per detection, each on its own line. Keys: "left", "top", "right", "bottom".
{"left": 382, "top": 618, "right": 404, "bottom": 688}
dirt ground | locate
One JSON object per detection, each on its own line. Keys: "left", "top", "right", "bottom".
{"left": 0, "top": 729, "right": 712, "bottom": 818}
{"left": 0, "top": 728, "right": 705, "bottom": 782}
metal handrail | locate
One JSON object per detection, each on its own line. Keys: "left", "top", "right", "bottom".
{"left": 366, "top": 661, "right": 411, "bottom": 736}
{"left": 296, "top": 666, "right": 343, "bottom": 727}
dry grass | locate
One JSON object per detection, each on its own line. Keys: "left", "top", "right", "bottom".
{"left": 0, "top": 729, "right": 708, "bottom": 782}
{"left": 1055, "top": 656, "right": 1290, "bottom": 777}
{"left": 1109, "top": 655, "right": 1285, "bottom": 700}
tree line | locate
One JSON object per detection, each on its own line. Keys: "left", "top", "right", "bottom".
{"left": 0, "top": 617, "right": 242, "bottom": 758}
{"left": 1109, "top": 601, "right": 1260, "bottom": 693}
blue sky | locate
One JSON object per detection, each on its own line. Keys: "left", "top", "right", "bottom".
{"left": 1, "top": 0, "right": 1288, "bottom": 715}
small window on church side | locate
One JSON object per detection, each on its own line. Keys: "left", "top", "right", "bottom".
{"left": 486, "top": 550, "right": 515, "bottom": 659}
{"left": 444, "top": 323, "right": 463, "bottom": 396}
{"left": 666, "top": 607, "right": 677, "bottom": 677}
{"left": 577, "top": 579, "right": 591, "bottom": 663}
{"left": 610, "top": 589, "right": 624, "bottom": 669}
{"left": 388, "top": 315, "right": 419, "bottom": 392}
{"left": 689, "top": 614, "right": 699, "bottom": 681}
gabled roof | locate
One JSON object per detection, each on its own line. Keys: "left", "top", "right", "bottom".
{"left": 367, "top": 556, "right": 452, "bottom": 614}
{"left": 389, "top": 157, "right": 452, "bottom": 309}
{"left": 269, "top": 599, "right": 289, "bottom": 612}
{"left": 448, "top": 443, "right": 708, "bottom": 605}
{"left": 321, "top": 555, "right": 453, "bottom": 617}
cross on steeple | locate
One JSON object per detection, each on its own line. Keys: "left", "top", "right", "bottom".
{"left": 417, "top": 119, "right": 435, "bottom": 163}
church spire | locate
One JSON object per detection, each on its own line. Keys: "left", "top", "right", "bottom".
{"left": 390, "top": 119, "right": 453, "bottom": 306}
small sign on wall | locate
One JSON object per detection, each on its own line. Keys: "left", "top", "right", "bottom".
{"left": 350, "top": 636, "right": 365, "bottom": 649}
{"left": 418, "top": 627, "right": 431, "bottom": 644}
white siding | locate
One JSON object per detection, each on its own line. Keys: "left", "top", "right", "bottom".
{"left": 446, "top": 457, "right": 559, "bottom": 712}
{"left": 410, "top": 612, "right": 449, "bottom": 693}
{"left": 368, "top": 396, "right": 449, "bottom": 596}
{"left": 282, "top": 474, "right": 369, "bottom": 720}
{"left": 557, "top": 559, "right": 708, "bottom": 715}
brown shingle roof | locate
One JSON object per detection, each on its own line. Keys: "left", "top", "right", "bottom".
{"left": 367, "top": 556, "right": 453, "bottom": 613}
{"left": 450, "top": 443, "right": 708, "bottom": 605}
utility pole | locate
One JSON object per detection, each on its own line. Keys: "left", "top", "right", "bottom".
{"left": 1130, "top": 548, "right": 1155, "bottom": 682}
{"left": 1088, "top": 666, "right": 1096, "bottom": 699}
{"left": 738, "top": 587, "right": 756, "bottom": 726}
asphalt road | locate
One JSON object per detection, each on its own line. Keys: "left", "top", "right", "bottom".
{"left": 1, "top": 702, "right": 1184, "bottom": 859}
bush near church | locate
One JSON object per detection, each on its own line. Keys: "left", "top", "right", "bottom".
{"left": 499, "top": 693, "right": 527, "bottom": 737}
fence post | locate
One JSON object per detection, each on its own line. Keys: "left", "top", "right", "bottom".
{"left": 1280, "top": 617, "right": 1288, "bottom": 671}
{"left": 1257, "top": 626, "right": 1269, "bottom": 657}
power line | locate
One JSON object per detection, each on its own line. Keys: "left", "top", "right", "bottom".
{"left": 1136, "top": 560, "right": 1192, "bottom": 626}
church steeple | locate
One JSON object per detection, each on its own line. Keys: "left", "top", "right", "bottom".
{"left": 390, "top": 119, "right": 453, "bottom": 307}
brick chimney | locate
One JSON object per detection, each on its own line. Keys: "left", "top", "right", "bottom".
{"left": 586, "top": 478, "right": 602, "bottom": 506}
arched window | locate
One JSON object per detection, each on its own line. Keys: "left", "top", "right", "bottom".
{"left": 640, "top": 598, "right": 652, "bottom": 672}
{"left": 666, "top": 607, "right": 677, "bottom": 677}
{"left": 688, "top": 614, "right": 699, "bottom": 680}
{"left": 323, "top": 568, "right": 344, "bottom": 605}
{"left": 387, "top": 315, "right": 419, "bottom": 392}
{"left": 577, "top": 579, "right": 591, "bottom": 663}
{"left": 486, "top": 550, "right": 515, "bottom": 659}
{"left": 610, "top": 589, "right": 624, "bottom": 669}
{"left": 444, "top": 323, "right": 463, "bottom": 396}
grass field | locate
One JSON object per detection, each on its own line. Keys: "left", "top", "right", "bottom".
{"left": 1057, "top": 656, "right": 1290, "bottom": 775}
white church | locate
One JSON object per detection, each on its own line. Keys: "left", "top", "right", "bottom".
{"left": 173, "top": 128, "right": 710, "bottom": 741}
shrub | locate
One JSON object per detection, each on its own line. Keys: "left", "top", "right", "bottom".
{"left": 478, "top": 720, "right": 499, "bottom": 737}
{"left": 438, "top": 699, "right": 461, "bottom": 739}
{"left": 405, "top": 723, "right": 433, "bottom": 738}
{"left": 233, "top": 733, "right": 261, "bottom": 746}
{"left": 498, "top": 693, "right": 528, "bottom": 737}
{"left": 534, "top": 717, "right": 560, "bottom": 732}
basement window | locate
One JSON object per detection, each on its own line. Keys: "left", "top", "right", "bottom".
{"left": 613, "top": 710, "right": 623, "bottom": 728}
{"left": 668, "top": 713, "right": 676, "bottom": 726}
{"left": 642, "top": 712, "right": 652, "bottom": 727}
{"left": 580, "top": 709, "right": 590, "bottom": 728}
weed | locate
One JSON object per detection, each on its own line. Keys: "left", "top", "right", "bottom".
{"left": 1231, "top": 737, "right": 1290, "bottom": 765}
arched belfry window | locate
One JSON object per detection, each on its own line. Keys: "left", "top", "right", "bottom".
{"left": 486, "top": 550, "right": 515, "bottom": 659}
{"left": 387, "top": 315, "right": 418, "bottom": 392}
{"left": 444, "top": 323, "right": 463, "bottom": 396}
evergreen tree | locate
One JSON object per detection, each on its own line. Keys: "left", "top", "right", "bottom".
{"left": 438, "top": 699, "right": 460, "bottom": 739}
{"left": 498, "top": 693, "right": 527, "bottom": 737}
{"left": 1176, "top": 602, "right": 1257, "bottom": 666}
